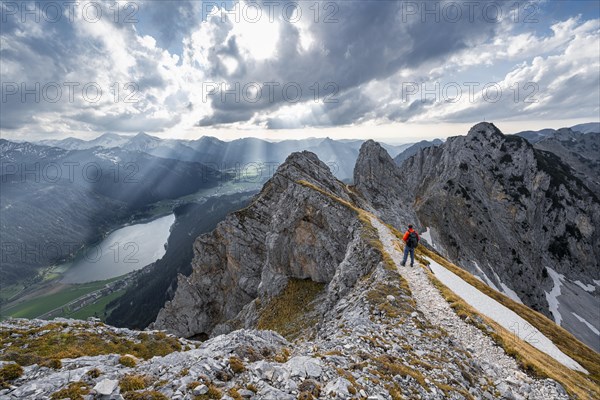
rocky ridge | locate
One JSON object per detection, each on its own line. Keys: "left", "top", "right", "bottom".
{"left": 354, "top": 123, "right": 600, "bottom": 350}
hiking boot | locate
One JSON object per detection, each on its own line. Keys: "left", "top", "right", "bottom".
{"left": 401, "top": 263, "right": 405, "bottom": 267}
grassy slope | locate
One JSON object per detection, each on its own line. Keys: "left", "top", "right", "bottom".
{"left": 0, "top": 322, "right": 181, "bottom": 367}
{"left": 257, "top": 279, "right": 325, "bottom": 341}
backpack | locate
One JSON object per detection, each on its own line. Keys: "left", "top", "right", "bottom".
{"left": 407, "top": 231, "right": 419, "bottom": 249}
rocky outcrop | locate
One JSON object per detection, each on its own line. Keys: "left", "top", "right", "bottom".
{"left": 353, "top": 140, "right": 417, "bottom": 229}
{"left": 353, "top": 122, "right": 600, "bottom": 350}
{"left": 154, "top": 151, "right": 377, "bottom": 338}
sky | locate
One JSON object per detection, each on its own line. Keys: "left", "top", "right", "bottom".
{"left": 0, "top": 0, "right": 599, "bottom": 142}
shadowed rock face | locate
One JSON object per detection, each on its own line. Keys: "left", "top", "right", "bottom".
{"left": 353, "top": 139, "right": 417, "bottom": 229}
{"left": 353, "top": 122, "right": 600, "bottom": 349}
{"left": 393, "top": 139, "right": 444, "bottom": 166}
{"left": 154, "top": 151, "right": 378, "bottom": 338}
{"left": 530, "top": 129, "right": 600, "bottom": 197}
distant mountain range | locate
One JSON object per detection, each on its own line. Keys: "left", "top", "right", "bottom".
{"left": 515, "top": 123, "right": 600, "bottom": 143}
{"left": 37, "top": 133, "right": 412, "bottom": 181}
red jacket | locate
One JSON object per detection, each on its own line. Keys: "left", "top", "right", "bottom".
{"left": 403, "top": 228, "right": 419, "bottom": 242}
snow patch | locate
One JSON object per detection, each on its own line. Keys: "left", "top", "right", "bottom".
{"left": 545, "top": 267, "right": 564, "bottom": 326}
{"left": 574, "top": 280, "right": 595, "bottom": 293}
{"left": 472, "top": 262, "right": 500, "bottom": 292}
{"left": 572, "top": 313, "right": 600, "bottom": 336}
{"left": 420, "top": 227, "right": 433, "bottom": 248}
{"left": 499, "top": 282, "right": 524, "bottom": 304}
{"left": 428, "top": 259, "right": 588, "bottom": 373}
{"left": 490, "top": 269, "right": 523, "bottom": 303}
{"left": 94, "top": 151, "right": 120, "bottom": 164}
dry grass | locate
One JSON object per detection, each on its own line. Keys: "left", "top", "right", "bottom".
{"left": 433, "top": 382, "right": 473, "bottom": 400}
{"left": 86, "top": 368, "right": 101, "bottom": 378}
{"left": 272, "top": 347, "right": 291, "bottom": 363}
{"left": 297, "top": 180, "right": 361, "bottom": 213}
{"left": 257, "top": 278, "right": 325, "bottom": 340}
{"left": 426, "top": 268, "right": 600, "bottom": 400}
{"left": 0, "top": 363, "right": 22, "bottom": 381}
{"left": 194, "top": 384, "right": 223, "bottom": 400}
{"left": 119, "top": 355, "right": 137, "bottom": 368}
{"left": 228, "top": 387, "right": 243, "bottom": 400}
{"left": 119, "top": 374, "right": 152, "bottom": 392}
{"left": 386, "top": 382, "right": 406, "bottom": 400}
{"left": 365, "top": 277, "right": 413, "bottom": 319}
{"left": 0, "top": 363, "right": 23, "bottom": 388}
{"left": 298, "top": 379, "right": 321, "bottom": 397}
{"left": 123, "top": 391, "right": 169, "bottom": 400}
{"left": 228, "top": 356, "right": 246, "bottom": 374}
{"left": 50, "top": 382, "right": 89, "bottom": 400}
{"left": 335, "top": 367, "right": 362, "bottom": 392}
{"left": 246, "top": 383, "right": 258, "bottom": 393}
{"left": 371, "top": 354, "right": 427, "bottom": 387}
{"left": 0, "top": 323, "right": 181, "bottom": 368}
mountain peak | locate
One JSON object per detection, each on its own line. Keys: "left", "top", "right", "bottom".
{"left": 466, "top": 122, "right": 504, "bottom": 140}
{"left": 195, "top": 135, "right": 225, "bottom": 145}
{"left": 358, "top": 139, "right": 394, "bottom": 161}
{"left": 274, "top": 150, "right": 342, "bottom": 190}
{"left": 96, "top": 132, "right": 123, "bottom": 139}
{"left": 283, "top": 150, "right": 322, "bottom": 165}
{"left": 133, "top": 132, "right": 158, "bottom": 140}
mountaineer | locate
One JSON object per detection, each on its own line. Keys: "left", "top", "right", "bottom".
{"left": 401, "top": 224, "right": 419, "bottom": 267}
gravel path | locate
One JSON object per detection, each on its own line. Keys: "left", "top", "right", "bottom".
{"left": 370, "top": 216, "right": 571, "bottom": 400}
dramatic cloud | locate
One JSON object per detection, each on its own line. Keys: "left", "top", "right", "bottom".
{"left": 0, "top": 0, "right": 598, "bottom": 139}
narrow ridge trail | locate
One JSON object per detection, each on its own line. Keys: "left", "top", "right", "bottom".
{"left": 369, "top": 216, "right": 570, "bottom": 400}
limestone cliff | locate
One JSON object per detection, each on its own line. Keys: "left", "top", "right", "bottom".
{"left": 154, "top": 151, "right": 378, "bottom": 338}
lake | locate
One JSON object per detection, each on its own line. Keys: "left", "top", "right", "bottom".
{"left": 61, "top": 214, "right": 175, "bottom": 284}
